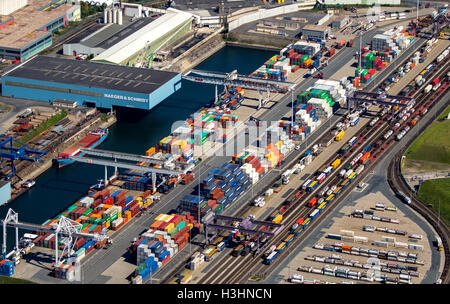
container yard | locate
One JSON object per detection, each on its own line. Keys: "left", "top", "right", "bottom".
{"left": 1, "top": 1, "right": 449, "bottom": 286}
{"left": 275, "top": 191, "right": 437, "bottom": 284}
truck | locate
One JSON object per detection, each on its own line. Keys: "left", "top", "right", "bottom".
{"left": 307, "top": 180, "right": 319, "bottom": 191}
{"left": 302, "top": 179, "right": 313, "bottom": 190}
{"left": 331, "top": 158, "right": 341, "bottom": 169}
{"left": 335, "top": 130, "right": 345, "bottom": 141}
{"left": 18, "top": 108, "right": 33, "bottom": 118}
{"left": 350, "top": 116, "right": 359, "bottom": 126}
{"left": 316, "top": 173, "right": 327, "bottom": 183}
{"left": 282, "top": 169, "right": 292, "bottom": 185}
{"left": 348, "top": 136, "right": 358, "bottom": 146}
{"left": 308, "top": 197, "right": 318, "bottom": 207}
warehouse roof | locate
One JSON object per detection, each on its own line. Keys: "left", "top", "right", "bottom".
{"left": 0, "top": 0, "right": 76, "bottom": 49}
{"left": 302, "top": 24, "right": 329, "bottom": 32}
{"left": 4, "top": 56, "right": 179, "bottom": 95}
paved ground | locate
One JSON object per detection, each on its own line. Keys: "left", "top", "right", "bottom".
{"left": 10, "top": 16, "right": 434, "bottom": 284}
{"left": 263, "top": 91, "right": 450, "bottom": 285}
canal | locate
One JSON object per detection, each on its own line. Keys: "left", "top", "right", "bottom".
{"left": 0, "top": 45, "right": 276, "bottom": 251}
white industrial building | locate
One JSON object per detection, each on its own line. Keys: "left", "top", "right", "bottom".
{"left": 0, "top": 0, "right": 27, "bottom": 15}
{"left": 64, "top": 7, "right": 194, "bottom": 64}
{"left": 93, "top": 8, "right": 193, "bottom": 64}
{"left": 322, "top": 0, "right": 400, "bottom": 5}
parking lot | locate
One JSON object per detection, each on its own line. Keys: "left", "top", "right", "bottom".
{"left": 274, "top": 190, "right": 436, "bottom": 284}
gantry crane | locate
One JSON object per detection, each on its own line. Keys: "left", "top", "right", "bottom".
{"left": 0, "top": 136, "right": 47, "bottom": 179}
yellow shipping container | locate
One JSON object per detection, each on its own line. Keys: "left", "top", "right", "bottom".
{"left": 335, "top": 130, "right": 345, "bottom": 141}
{"left": 102, "top": 204, "right": 113, "bottom": 209}
{"left": 105, "top": 220, "right": 110, "bottom": 229}
{"left": 165, "top": 222, "right": 175, "bottom": 234}
{"left": 91, "top": 214, "right": 101, "bottom": 219}
{"left": 272, "top": 214, "right": 283, "bottom": 224}
{"left": 187, "top": 223, "right": 193, "bottom": 230}
{"left": 138, "top": 201, "right": 143, "bottom": 208}
{"left": 125, "top": 211, "right": 132, "bottom": 220}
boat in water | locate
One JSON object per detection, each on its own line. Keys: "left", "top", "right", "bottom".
{"left": 21, "top": 179, "right": 36, "bottom": 188}
{"left": 53, "top": 128, "right": 109, "bottom": 168}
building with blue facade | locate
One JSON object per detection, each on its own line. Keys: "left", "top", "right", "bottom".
{"left": 0, "top": 181, "right": 11, "bottom": 206}
{"left": 0, "top": 0, "right": 80, "bottom": 62}
{"left": 2, "top": 56, "right": 182, "bottom": 110}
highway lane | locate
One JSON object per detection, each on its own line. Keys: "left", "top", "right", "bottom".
{"left": 78, "top": 21, "right": 431, "bottom": 284}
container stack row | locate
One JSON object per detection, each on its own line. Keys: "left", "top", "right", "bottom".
{"left": 250, "top": 40, "right": 322, "bottom": 81}
{"left": 131, "top": 212, "right": 199, "bottom": 284}
{"left": 33, "top": 188, "right": 153, "bottom": 271}
{"left": 0, "top": 260, "right": 14, "bottom": 277}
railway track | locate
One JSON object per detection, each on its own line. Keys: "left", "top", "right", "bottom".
{"left": 199, "top": 60, "right": 450, "bottom": 284}
{"left": 387, "top": 92, "right": 450, "bottom": 283}
{"left": 45, "top": 16, "right": 100, "bottom": 53}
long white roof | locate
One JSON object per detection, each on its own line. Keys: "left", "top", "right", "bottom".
{"left": 93, "top": 9, "right": 192, "bottom": 64}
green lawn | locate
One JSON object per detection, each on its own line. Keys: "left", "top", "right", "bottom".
{"left": 418, "top": 178, "right": 450, "bottom": 226}
{"left": 404, "top": 106, "right": 450, "bottom": 165}
{"left": 0, "top": 276, "right": 36, "bottom": 284}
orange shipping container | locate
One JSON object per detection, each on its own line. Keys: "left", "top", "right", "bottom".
{"left": 342, "top": 245, "right": 352, "bottom": 251}
{"left": 146, "top": 147, "right": 156, "bottom": 156}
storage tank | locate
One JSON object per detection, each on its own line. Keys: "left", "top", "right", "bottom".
{"left": 108, "top": 9, "right": 113, "bottom": 24}
{"left": 118, "top": 8, "right": 123, "bottom": 25}
{"left": 103, "top": 9, "right": 109, "bottom": 24}
{"left": 112, "top": 8, "right": 118, "bottom": 24}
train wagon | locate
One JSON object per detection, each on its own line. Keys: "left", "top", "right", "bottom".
{"left": 276, "top": 241, "right": 287, "bottom": 253}
{"left": 340, "top": 144, "right": 352, "bottom": 154}
{"left": 232, "top": 244, "right": 244, "bottom": 257}
{"left": 333, "top": 186, "right": 343, "bottom": 196}
{"left": 302, "top": 217, "right": 311, "bottom": 229}
{"left": 284, "top": 234, "right": 295, "bottom": 245}
{"left": 348, "top": 172, "right": 357, "bottom": 181}
{"left": 340, "top": 178, "right": 350, "bottom": 189}
{"left": 264, "top": 251, "right": 278, "bottom": 264}
{"left": 317, "top": 201, "right": 327, "bottom": 211}
{"left": 309, "top": 209, "right": 320, "bottom": 220}
{"left": 325, "top": 194, "right": 335, "bottom": 203}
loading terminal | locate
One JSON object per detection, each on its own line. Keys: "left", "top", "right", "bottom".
{"left": 1, "top": 55, "right": 182, "bottom": 110}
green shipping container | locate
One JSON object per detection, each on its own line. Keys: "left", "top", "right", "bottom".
{"left": 176, "top": 221, "right": 186, "bottom": 231}
{"left": 361, "top": 69, "right": 368, "bottom": 77}
{"left": 301, "top": 55, "right": 309, "bottom": 62}
{"left": 88, "top": 224, "right": 97, "bottom": 232}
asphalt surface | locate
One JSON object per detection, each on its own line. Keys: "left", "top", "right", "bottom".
{"left": 54, "top": 20, "right": 432, "bottom": 284}
{"left": 263, "top": 91, "right": 450, "bottom": 285}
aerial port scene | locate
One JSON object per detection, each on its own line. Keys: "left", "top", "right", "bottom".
{"left": 0, "top": 0, "right": 449, "bottom": 292}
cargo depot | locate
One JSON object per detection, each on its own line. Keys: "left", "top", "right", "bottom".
{"left": 1, "top": 56, "right": 181, "bottom": 110}
{"left": 0, "top": 0, "right": 80, "bottom": 62}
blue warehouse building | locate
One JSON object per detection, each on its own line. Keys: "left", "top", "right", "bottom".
{"left": 1, "top": 56, "right": 181, "bottom": 110}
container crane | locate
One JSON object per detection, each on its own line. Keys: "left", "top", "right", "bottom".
{"left": 0, "top": 136, "right": 47, "bottom": 179}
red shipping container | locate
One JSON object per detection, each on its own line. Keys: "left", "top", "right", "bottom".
{"left": 103, "top": 196, "right": 114, "bottom": 205}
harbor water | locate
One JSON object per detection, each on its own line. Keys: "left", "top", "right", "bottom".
{"left": 0, "top": 46, "right": 275, "bottom": 251}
